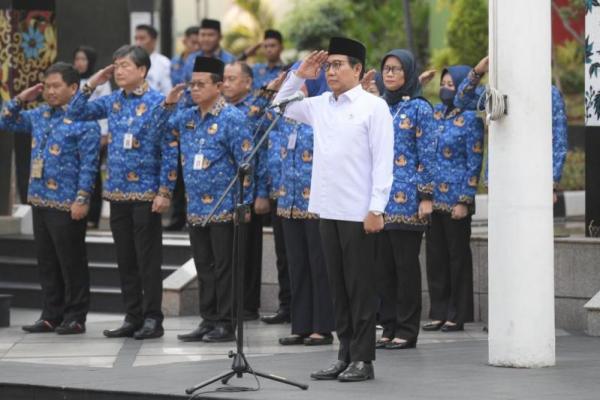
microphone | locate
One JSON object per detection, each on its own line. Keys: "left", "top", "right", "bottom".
{"left": 269, "top": 91, "right": 305, "bottom": 109}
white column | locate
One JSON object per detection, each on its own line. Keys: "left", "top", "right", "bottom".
{"left": 487, "top": 0, "right": 555, "bottom": 367}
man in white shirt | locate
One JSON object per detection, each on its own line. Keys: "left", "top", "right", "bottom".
{"left": 273, "top": 37, "right": 394, "bottom": 382}
{"left": 134, "top": 24, "right": 173, "bottom": 96}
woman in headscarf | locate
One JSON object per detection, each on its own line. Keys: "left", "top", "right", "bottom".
{"left": 422, "top": 66, "right": 484, "bottom": 333}
{"left": 375, "top": 49, "right": 436, "bottom": 350}
{"left": 73, "top": 45, "right": 111, "bottom": 228}
{"left": 73, "top": 46, "right": 112, "bottom": 100}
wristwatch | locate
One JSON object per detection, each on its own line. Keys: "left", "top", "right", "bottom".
{"left": 75, "top": 195, "right": 89, "bottom": 205}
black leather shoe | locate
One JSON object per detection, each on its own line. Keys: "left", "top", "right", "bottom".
{"left": 243, "top": 310, "right": 260, "bottom": 321}
{"left": 177, "top": 323, "right": 214, "bottom": 342}
{"left": 422, "top": 320, "right": 445, "bottom": 331}
{"left": 279, "top": 335, "right": 306, "bottom": 346}
{"left": 310, "top": 360, "right": 348, "bottom": 380}
{"left": 22, "top": 320, "right": 56, "bottom": 333}
{"left": 103, "top": 321, "right": 141, "bottom": 338}
{"left": 337, "top": 362, "right": 374, "bottom": 382}
{"left": 304, "top": 335, "right": 333, "bottom": 346}
{"left": 133, "top": 319, "right": 164, "bottom": 340}
{"left": 441, "top": 323, "right": 464, "bottom": 332}
{"left": 55, "top": 321, "right": 86, "bottom": 335}
{"left": 375, "top": 338, "right": 391, "bottom": 349}
{"left": 203, "top": 324, "right": 235, "bottom": 342}
{"left": 385, "top": 339, "right": 416, "bottom": 350}
{"left": 260, "top": 310, "right": 290, "bottom": 324}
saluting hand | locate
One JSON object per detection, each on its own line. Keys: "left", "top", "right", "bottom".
{"left": 266, "top": 71, "right": 287, "bottom": 92}
{"left": 296, "top": 50, "right": 328, "bottom": 80}
{"left": 419, "top": 69, "right": 437, "bottom": 85}
{"left": 244, "top": 42, "right": 263, "bottom": 58}
{"left": 474, "top": 56, "right": 489, "bottom": 76}
{"left": 360, "top": 69, "right": 379, "bottom": 95}
{"left": 88, "top": 65, "right": 115, "bottom": 89}
{"left": 17, "top": 83, "right": 44, "bottom": 102}
{"left": 165, "top": 83, "right": 187, "bottom": 105}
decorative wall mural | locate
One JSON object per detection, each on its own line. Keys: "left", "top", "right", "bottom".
{"left": 586, "top": 1, "right": 600, "bottom": 126}
{"left": 0, "top": 9, "right": 56, "bottom": 103}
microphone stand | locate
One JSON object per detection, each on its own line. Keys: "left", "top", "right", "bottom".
{"left": 185, "top": 104, "right": 309, "bottom": 395}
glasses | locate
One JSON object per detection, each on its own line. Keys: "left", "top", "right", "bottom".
{"left": 188, "top": 80, "right": 213, "bottom": 89}
{"left": 322, "top": 60, "right": 349, "bottom": 72}
{"left": 382, "top": 66, "right": 404, "bottom": 75}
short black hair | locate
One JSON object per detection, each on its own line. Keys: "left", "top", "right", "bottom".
{"left": 348, "top": 56, "right": 365, "bottom": 79}
{"left": 230, "top": 61, "right": 253, "bottom": 80}
{"left": 136, "top": 24, "right": 158, "bottom": 39}
{"left": 113, "top": 45, "right": 151, "bottom": 77}
{"left": 45, "top": 62, "right": 80, "bottom": 87}
{"left": 185, "top": 26, "right": 200, "bottom": 37}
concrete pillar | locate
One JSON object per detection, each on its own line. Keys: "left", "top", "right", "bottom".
{"left": 487, "top": 0, "right": 555, "bottom": 367}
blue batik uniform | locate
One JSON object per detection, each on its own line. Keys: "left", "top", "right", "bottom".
{"left": 171, "top": 53, "right": 188, "bottom": 86}
{"left": 232, "top": 90, "right": 276, "bottom": 199}
{"left": 183, "top": 49, "right": 236, "bottom": 83}
{"left": 165, "top": 97, "right": 254, "bottom": 225}
{"left": 271, "top": 118, "right": 316, "bottom": 219}
{"left": 0, "top": 100, "right": 100, "bottom": 210}
{"left": 384, "top": 98, "right": 436, "bottom": 229}
{"left": 67, "top": 82, "right": 179, "bottom": 201}
{"left": 455, "top": 70, "right": 568, "bottom": 187}
{"left": 550, "top": 85, "right": 568, "bottom": 186}
{"left": 431, "top": 105, "right": 484, "bottom": 213}
{"left": 251, "top": 62, "right": 284, "bottom": 91}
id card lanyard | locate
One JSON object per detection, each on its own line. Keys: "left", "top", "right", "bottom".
{"left": 31, "top": 113, "right": 58, "bottom": 179}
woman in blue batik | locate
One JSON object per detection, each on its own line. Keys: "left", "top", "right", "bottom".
{"left": 375, "top": 49, "right": 436, "bottom": 350}
{"left": 453, "top": 56, "right": 568, "bottom": 199}
{"left": 422, "top": 66, "right": 484, "bottom": 333}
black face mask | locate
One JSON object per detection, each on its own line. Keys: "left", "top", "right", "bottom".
{"left": 439, "top": 87, "right": 456, "bottom": 107}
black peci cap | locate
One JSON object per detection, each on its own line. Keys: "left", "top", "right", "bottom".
{"left": 327, "top": 37, "right": 366, "bottom": 65}
{"left": 200, "top": 18, "right": 221, "bottom": 33}
{"left": 193, "top": 56, "right": 225, "bottom": 77}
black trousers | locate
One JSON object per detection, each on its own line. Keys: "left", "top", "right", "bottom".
{"left": 88, "top": 146, "right": 106, "bottom": 226}
{"left": 319, "top": 219, "right": 377, "bottom": 362}
{"left": 14, "top": 132, "right": 31, "bottom": 203}
{"left": 425, "top": 212, "right": 474, "bottom": 324}
{"left": 109, "top": 202, "right": 164, "bottom": 324}
{"left": 244, "top": 209, "right": 263, "bottom": 312}
{"left": 376, "top": 229, "right": 423, "bottom": 341}
{"left": 189, "top": 223, "right": 234, "bottom": 324}
{"left": 270, "top": 200, "right": 290, "bottom": 313}
{"left": 282, "top": 219, "right": 334, "bottom": 335}
{"left": 32, "top": 207, "right": 89, "bottom": 324}
{"left": 170, "top": 153, "right": 187, "bottom": 225}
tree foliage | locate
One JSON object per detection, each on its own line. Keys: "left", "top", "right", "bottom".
{"left": 283, "top": 0, "right": 428, "bottom": 68}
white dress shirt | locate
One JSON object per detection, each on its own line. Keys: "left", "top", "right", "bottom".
{"left": 273, "top": 72, "right": 394, "bottom": 222}
{"left": 147, "top": 52, "right": 173, "bottom": 96}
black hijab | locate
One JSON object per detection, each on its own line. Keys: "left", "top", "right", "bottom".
{"left": 380, "top": 49, "right": 420, "bottom": 105}
{"left": 73, "top": 45, "right": 98, "bottom": 79}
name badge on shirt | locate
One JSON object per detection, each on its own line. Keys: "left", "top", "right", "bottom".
{"left": 193, "top": 154, "right": 204, "bottom": 170}
{"left": 123, "top": 133, "right": 133, "bottom": 150}
{"left": 31, "top": 158, "right": 44, "bottom": 179}
{"left": 287, "top": 132, "right": 297, "bottom": 150}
